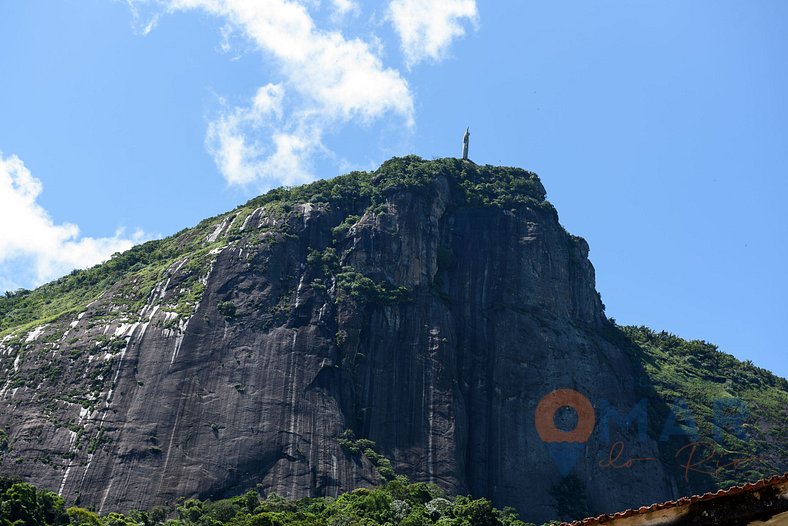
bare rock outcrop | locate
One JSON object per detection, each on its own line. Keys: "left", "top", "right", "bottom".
{"left": 1, "top": 157, "right": 782, "bottom": 523}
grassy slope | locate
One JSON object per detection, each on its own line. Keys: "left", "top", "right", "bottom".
{"left": 0, "top": 156, "right": 546, "bottom": 337}
{"left": 620, "top": 325, "right": 787, "bottom": 487}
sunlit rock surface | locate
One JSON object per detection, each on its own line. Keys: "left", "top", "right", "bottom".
{"left": 1, "top": 157, "right": 785, "bottom": 523}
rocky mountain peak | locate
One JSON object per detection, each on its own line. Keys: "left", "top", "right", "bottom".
{"left": 1, "top": 156, "right": 785, "bottom": 523}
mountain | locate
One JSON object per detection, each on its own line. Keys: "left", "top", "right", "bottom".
{"left": 0, "top": 156, "right": 785, "bottom": 523}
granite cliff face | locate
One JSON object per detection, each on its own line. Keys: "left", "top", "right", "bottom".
{"left": 1, "top": 157, "right": 785, "bottom": 523}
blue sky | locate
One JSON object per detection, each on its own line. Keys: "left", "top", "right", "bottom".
{"left": 0, "top": 1, "right": 786, "bottom": 377}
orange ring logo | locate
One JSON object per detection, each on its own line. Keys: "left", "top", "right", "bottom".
{"left": 535, "top": 389, "right": 595, "bottom": 443}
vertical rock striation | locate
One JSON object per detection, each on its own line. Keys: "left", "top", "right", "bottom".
{"left": 0, "top": 157, "right": 784, "bottom": 523}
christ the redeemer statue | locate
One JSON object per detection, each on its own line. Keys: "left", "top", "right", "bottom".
{"left": 462, "top": 128, "right": 470, "bottom": 160}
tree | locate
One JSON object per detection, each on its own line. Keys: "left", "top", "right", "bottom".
{"left": 453, "top": 496, "right": 502, "bottom": 526}
{"left": 0, "top": 482, "right": 68, "bottom": 526}
{"left": 67, "top": 507, "right": 103, "bottom": 526}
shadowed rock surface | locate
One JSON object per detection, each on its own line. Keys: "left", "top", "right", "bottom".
{"left": 1, "top": 157, "right": 785, "bottom": 523}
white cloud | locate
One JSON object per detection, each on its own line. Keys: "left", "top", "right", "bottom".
{"left": 130, "top": 0, "right": 477, "bottom": 189}
{"left": 133, "top": 0, "right": 414, "bottom": 188}
{"left": 168, "top": 0, "right": 413, "bottom": 119}
{"left": 0, "top": 153, "right": 147, "bottom": 290}
{"left": 388, "top": 0, "right": 478, "bottom": 67}
{"left": 251, "top": 83, "right": 285, "bottom": 119}
{"left": 330, "top": 0, "right": 359, "bottom": 20}
{"left": 205, "top": 83, "right": 320, "bottom": 186}
{"left": 126, "top": 0, "right": 161, "bottom": 35}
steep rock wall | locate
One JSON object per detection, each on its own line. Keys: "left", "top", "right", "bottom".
{"left": 0, "top": 160, "right": 707, "bottom": 522}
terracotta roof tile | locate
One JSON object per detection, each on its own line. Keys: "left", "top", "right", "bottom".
{"left": 561, "top": 473, "right": 788, "bottom": 526}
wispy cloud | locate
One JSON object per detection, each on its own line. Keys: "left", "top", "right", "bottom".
{"left": 205, "top": 83, "right": 321, "bottom": 187}
{"left": 388, "top": 0, "right": 478, "bottom": 67}
{"left": 329, "top": 0, "right": 359, "bottom": 21}
{"left": 0, "top": 153, "right": 147, "bottom": 291}
{"left": 126, "top": 0, "right": 160, "bottom": 35}
{"left": 128, "top": 0, "right": 478, "bottom": 189}
{"left": 143, "top": 0, "right": 414, "bottom": 189}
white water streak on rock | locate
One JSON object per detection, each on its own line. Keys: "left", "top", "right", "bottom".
{"left": 170, "top": 251, "right": 219, "bottom": 365}
{"left": 240, "top": 207, "right": 263, "bottom": 231}
{"left": 169, "top": 318, "right": 190, "bottom": 365}
{"left": 58, "top": 465, "right": 73, "bottom": 496}
{"left": 301, "top": 203, "right": 313, "bottom": 228}
{"left": 113, "top": 323, "right": 133, "bottom": 338}
{"left": 158, "top": 259, "right": 189, "bottom": 303}
{"left": 25, "top": 325, "right": 47, "bottom": 342}
{"left": 59, "top": 398, "right": 95, "bottom": 496}
{"left": 294, "top": 273, "right": 307, "bottom": 308}
{"left": 426, "top": 327, "right": 441, "bottom": 483}
{"left": 224, "top": 213, "right": 239, "bottom": 236}
{"left": 207, "top": 216, "right": 232, "bottom": 243}
{"left": 81, "top": 299, "right": 160, "bottom": 505}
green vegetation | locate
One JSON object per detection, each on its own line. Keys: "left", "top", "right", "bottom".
{"left": 0, "top": 237, "right": 217, "bottom": 338}
{"left": 2, "top": 157, "right": 784, "bottom": 521}
{"left": 548, "top": 476, "right": 589, "bottom": 522}
{"left": 86, "top": 430, "right": 110, "bottom": 455}
{"left": 337, "top": 430, "right": 397, "bottom": 481}
{"left": 331, "top": 215, "right": 361, "bottom": 239}
{"left": 0, "top": 239, "right": 177, "bottom": 334}
{"left": 336, "top": 269, "right": 411, "bottom": 305}
{"left": 0, "top": 475, "right": 540, "bottom": 526}
{"left": 0, "top": 477, "right": 69, "bottom": 526}
{"left": 306, "top": 248, "right": 340, "bottom": 274}
{"left": 0, "top": 156, "right": 547, "bottom": 339}
{"left": 618, "top": 325, "right": 788, "bottom": 486}
{"left": 217, "top": 301, "right": 237, "bottom": 320}
{"left": 240, "top": 156, "right": 546, "bottom": 212}
{"left": 0, "top": 428, "right": 9, "bottom": 454}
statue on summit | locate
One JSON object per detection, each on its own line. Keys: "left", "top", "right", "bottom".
{"left": 462, "top": 127, "right": 470, "bottom": 160}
